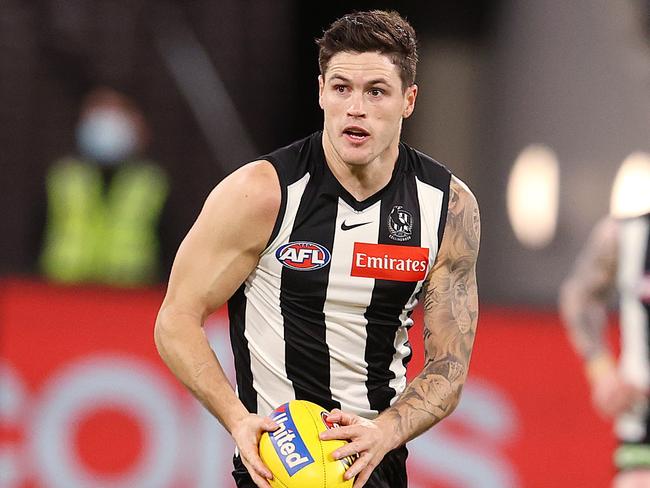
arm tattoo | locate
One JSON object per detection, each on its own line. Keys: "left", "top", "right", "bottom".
{"left": 380, "top": 178, "right": 480, "bottom": 445}
{"left": 559, "top": 217, "right": 618, "bottom": 359}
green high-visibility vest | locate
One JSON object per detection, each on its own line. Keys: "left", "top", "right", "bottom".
{"left": 40, "top": 158, "right": 169, "bottom": 286}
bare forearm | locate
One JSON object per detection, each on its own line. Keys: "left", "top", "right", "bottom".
{"left": 154, "top": 306, "right": 248, "bottom": 433}
{"left": 376, "top": 357, "right": 464, "bottom": 449}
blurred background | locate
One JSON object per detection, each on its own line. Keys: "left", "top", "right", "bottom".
{"left": 2, "top": 0, "right": 650, "bottom": 486}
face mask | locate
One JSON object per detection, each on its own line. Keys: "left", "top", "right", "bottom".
{"left": 76, "top": 108, "right": 139, "bottom": 164}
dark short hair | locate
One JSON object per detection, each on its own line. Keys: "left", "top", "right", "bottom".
{"left": 316, "top": 10, "right": 418, "bottom": 90}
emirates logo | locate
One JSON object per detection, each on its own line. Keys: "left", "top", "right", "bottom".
{"left": 350, "top": 242, "right": 429, "bottom": 282}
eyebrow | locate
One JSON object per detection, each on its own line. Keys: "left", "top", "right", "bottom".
{"left": 328, "top": 74, "right": 392, "bottom": 87}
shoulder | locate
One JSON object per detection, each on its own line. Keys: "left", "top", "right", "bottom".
{"left": 561, "top": 214, "right": 619, "bottom": 292}
{"left": 438, "top": 175, "right": 480, "bottom": 262}
{"left": 203, "top": 159, "right": 281, "bottom": 225}
{"left": 219, "top": 159, "right": 279, "bottom": 194}
{"left": 449, "top": 175, "right": 479, "bottom": 215}
{"left": 578, "top": 214, "right": 619, "bottom": 258}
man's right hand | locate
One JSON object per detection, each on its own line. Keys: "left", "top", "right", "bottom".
{"left": 231, "top": 413, "right": 278, "bottom": 488}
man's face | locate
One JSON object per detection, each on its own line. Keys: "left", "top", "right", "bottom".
{"left": 319, "top": 51, "right": 417, "bottom": 166}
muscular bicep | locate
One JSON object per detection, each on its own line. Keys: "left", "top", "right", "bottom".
{"left": 162, "top": 161, "right": 280, "bottom": 320}
{"left": 420, "top": 176, "right": 480, "bottom": 387}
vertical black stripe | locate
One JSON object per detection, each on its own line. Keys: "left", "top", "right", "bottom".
{"left": 437, "top": 173, "right": 452, "bottom": 248}
{"left": 364, "top": 174, "right": 421, "bottom": 412}
{"left": 281, "top": 172, "right": 340, "bottom": 411}
{"left": 228, "top": 284, "right": 257, "bottom": 413}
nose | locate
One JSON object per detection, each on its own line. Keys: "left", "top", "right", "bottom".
{"left": 346, "top": 92, "right": 366, "bottom": 118}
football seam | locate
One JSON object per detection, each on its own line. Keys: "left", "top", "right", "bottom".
{"left": 303, "top": 401, "right": 327, "bottom": 488}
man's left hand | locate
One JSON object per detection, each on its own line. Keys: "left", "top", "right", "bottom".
{"left": 318, "top": 409, "right": 393, "bottom": 488}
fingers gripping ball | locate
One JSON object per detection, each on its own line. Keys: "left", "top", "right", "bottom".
{"left": 259, "top": 400, "right": 355, "bottom": 488}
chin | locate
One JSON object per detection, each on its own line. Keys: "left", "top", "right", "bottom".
{"left": 338, "top": 144, "right": 373, "bottom": 165}
{"left": 340, "top": 151, "right": 372, "bottom": 167}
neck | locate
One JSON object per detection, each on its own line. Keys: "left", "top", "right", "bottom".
{"left": 321, "top": 131, "right": 400, "bottom": 202}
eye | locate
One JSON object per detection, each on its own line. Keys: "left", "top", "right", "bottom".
{"left": 334, "top": 85, "right": 347, "bottom": 93}
{"left": 369, "top": 88, "right": 384, "bottom": 97}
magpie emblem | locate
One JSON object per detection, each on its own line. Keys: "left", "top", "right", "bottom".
{"left": 388, "top": 205, "right": 413, "bottom": 241}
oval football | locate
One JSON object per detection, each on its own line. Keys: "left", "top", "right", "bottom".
{"left": 259, "top": 400, "right": 353, "bottom": 488}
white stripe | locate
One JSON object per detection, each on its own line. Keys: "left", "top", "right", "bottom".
{"left": 385, "top": 178, "right": 445, "bottom": 398}
{"left": 416, "top": 176, "right": 445, "bottom": 271}
{"left": 389, "top": 297, "right": 418, "bottom": 401}
{"left": 245, "top": 173, "right": 310, "bottom": 415}
{"left": 324, "top": 198, "right": 381, "bottom": 417}
{"left": 618, "top": 216, "right": 650, "bottom": 390}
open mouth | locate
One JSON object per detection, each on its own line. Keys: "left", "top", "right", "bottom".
{"left": 343, "top": 126, "right": 370, "bottom": 141}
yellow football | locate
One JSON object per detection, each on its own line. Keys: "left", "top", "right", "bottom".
{"left": 259, "top": 400, "right": 355, "bottom": 488}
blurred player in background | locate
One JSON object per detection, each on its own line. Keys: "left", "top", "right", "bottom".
{"left": 560, "top": 211, "right": 650, "bottom": 487}
{"left": 155, "top": 10, "right": 480, "bottom": 488}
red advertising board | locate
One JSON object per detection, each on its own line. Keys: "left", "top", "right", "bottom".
{"left": 0, "top": 279, "right": 616, "bottom": 487}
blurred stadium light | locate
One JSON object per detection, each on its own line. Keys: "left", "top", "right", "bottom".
{"left": 506, "top": 144, "right": 559, "bottom": 249}
{"left": 610, "top": 151, "right": 650, "bottom": 218}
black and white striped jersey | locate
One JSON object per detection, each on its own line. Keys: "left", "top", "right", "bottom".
{"left": 616, "top": 212, "right": 650, "bottom": 442}
{"left": 228, "top": 131, "right": 452, "bottom": 419}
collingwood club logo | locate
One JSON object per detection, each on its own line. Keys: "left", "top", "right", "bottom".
{"left": 388, "top": 205, "right": 413, "bottom": 241}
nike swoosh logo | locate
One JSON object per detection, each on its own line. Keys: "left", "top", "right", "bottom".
{"left": 341, "top": 220, "right": 372, "bottom": 231}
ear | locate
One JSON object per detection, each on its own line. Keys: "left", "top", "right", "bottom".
{"left": 318, "top": 75, "right": 325, "bottom": 110}
{"left": 402, "top": 84, "right": 418, "bottom": 119}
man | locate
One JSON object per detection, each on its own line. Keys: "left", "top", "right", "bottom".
{"left": 154, "top": 10, "right": 480, "bottom": 488}
{"left": 560, "top": 212, "right": 650, "bottom": 487}
{"left": 40, "top": 86, "right": 169, "bottom": 286}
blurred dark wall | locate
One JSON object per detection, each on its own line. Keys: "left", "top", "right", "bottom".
{"left": 0, "top": 0, "right": 495, "bottom": 282}
{"left": 0, "top": 0, "right": 296, "bottom": 277}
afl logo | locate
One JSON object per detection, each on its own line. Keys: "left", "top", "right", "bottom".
{"left": 276, "top": 241, "right": 331, "bottom": 271}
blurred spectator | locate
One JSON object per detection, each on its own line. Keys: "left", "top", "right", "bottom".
{"left": 39, "top": 86, "right": 169, "bottom": 286}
